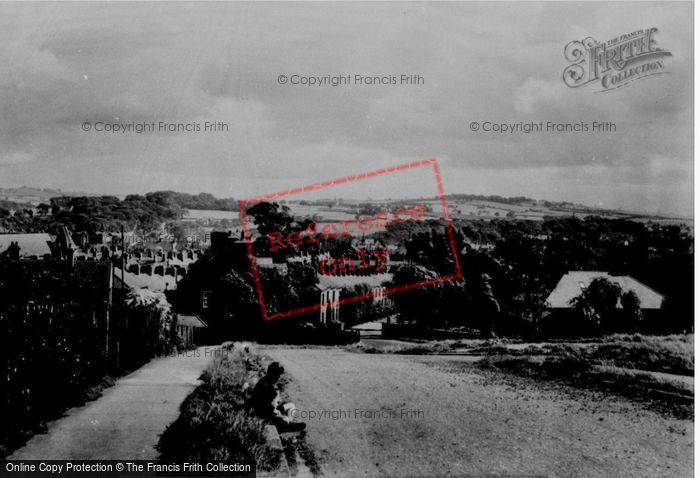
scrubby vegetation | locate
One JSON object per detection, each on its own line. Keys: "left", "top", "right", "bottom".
{"left": 350, "top": 333, "right": 694, "bottom": 419}
{"left": 489, "top": 334, "right": 694, "bottom": 376}
{"left": 157, "top": 344, "right": 283, "bottom": 471}
{"left": 585, "top": 334, "right": 693, "bottom": 376}
{"left": 351, "top": 334, "right": 693, "bottom": 377}
{"left": 478, "top": 334, "right": 694, "bottom": 419}
{"left": 349, "top": 340, "right": 461, "bottom": 355}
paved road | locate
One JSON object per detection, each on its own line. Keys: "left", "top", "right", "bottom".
{"left": 10, "top": 347, "right": 215, "bottom": 460}
{"left": 265, "top": 347, "right": 693, "bottom": 478}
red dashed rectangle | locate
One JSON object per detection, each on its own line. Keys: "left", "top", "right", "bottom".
{"left": 238, "top": 158, "right": 462, "bottom": 321}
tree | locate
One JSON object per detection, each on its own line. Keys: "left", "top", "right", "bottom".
{"left": 356, "top": 203, "right": 382, "bottom": 217}
{"left": 167, "top": 222, "right": 187, "bottom": 245}
{"left": 404, "top": 226, "right": 456, "bottom": 274}
{"left": 390, "top": 264, "right": 440, "bottom": 326}
{"left": 620, "top": 290, "right": 643, "bottom": 330}
{"left": 124, "top": 289, "right": 178, "bottom": 355}
{"left": 475, "top": 273, "right": 500, "bottom": 338}
{"left": 246, "top": 202, "right": 293, "bottom": 236}
{"left": 569, "top": 277, "right": 622, "bottom": 333}
{"left": 37, "top": 203, "right": 50, "bottom": 216}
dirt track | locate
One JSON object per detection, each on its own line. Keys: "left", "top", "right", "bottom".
{"left": 264, "top": 346, "right": 693, "bottom": 478}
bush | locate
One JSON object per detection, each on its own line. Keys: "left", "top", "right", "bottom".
{"left": 158, "top": 345, "right": 282, "bottom": 471}
{"left": 589, "top": 335, "right": 693, "bottom": 376}
{"left": 479, "top": 341, "right": 692, "bottom": 419}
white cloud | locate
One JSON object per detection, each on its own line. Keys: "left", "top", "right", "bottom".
{"left": 0, "top": 2, "right": 692, "bottom": 216}
{"left": 514, "top": 78, "right": 561, "bottom": 115}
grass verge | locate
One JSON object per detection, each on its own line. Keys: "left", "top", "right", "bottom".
{"left": 158, "top": 343, "right": 320, "bottom": 475}
{"left": 480, "top": 350, "right": 693, "bottom": 420}
{"left": 351, "top": 334, "right": 693, "bottom": 377}
{"left": 585, "top": 334, "right": 693, "bottom": 376}
{"left": 157, "top": 343, "right": 283, "bottom": 471}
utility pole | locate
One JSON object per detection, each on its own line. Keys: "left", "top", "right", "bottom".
{"left": 121, "top": 224, "right": 125, "bottom": 291}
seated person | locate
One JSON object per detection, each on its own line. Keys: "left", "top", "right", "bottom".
{"left": 250, "top": 362, "right": 305, "bottom": 432}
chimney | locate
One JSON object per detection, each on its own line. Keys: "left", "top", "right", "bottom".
{"left": 8, "top": 241, "right": 20, "bottom": 260}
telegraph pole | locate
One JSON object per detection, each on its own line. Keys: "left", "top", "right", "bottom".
{"left": 121, "top": 224, "right": 125, "bottom": 291}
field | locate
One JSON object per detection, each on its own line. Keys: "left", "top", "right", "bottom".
{"left": 284, "top": 197, "right": 692, "bottom": 225}
{"left": 1, "top": 185, "right": 691, "bottom": 228}
{"left": 184, "top": 209, "right": 238, "bottom": 220}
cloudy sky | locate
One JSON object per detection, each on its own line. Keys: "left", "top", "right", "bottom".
{"left": 0, "top": 2, "right": 693, "bottom": 216}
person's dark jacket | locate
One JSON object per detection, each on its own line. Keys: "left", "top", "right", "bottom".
{"left": 250, "top": 376, "right": 278, "bottom": 419}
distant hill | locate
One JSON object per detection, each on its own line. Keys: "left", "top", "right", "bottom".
{"left": 0, "top": 187, "right": 690, "bottom": 231}
{"left": 0, "top": 187, "right": 237, "bottom": 211}
{"left": 0, "top": 187, "right": 95, "bottom": 206}
{"left": 0, "top": 190, "right": 242, "bottom": 235}
{"left": 438, "top": 194, "right": 691, "bottom": 222}
{"left": 286, "top": 195, "right": 691, "bottom": 224}
{"left": 0, "top": 199, "right": 35, "bottom": 210}
{"left": 149, "top": 191, "right": 236, "bottom": 211}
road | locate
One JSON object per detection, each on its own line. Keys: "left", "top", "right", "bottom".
{"left": 264, "top": 346, "right": 693, "bottom": 478}
{"left": 9, "top": 347, "right": 215, "bottom": 460}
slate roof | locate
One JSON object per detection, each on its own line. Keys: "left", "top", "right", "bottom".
{"left": 0, "top": 233, "right": 53, "bottom": 257}
{"left": 113, "top": 267, "right": 177, "bottom": 292}
{"left": 317, "top": 272, "right": 392, "bottom": 290}
{"left": 546, "top": 271, "right": 664, "bottom": 310}
{"left": 176, "top": 314, "right": 208, "bottom": 328}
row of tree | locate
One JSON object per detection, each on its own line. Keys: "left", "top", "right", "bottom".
{"left": 0, "top": 191, "right": 238, "bottom": 235}
{"left": 387, "top": 215, "right": 692, "bottom": 335}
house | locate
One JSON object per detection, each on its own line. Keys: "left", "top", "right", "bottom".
{"left": 49, "top": 226, "right": 77, "bottom": 261}
{"left": 544, "top": 271, "right": 664, "bottom": 334}
{"left": 176, "top": 314, "right": 208, "bottom": 347}
{"left": 546, "top": 271, "right": 664, "bottom": 310}
{"left": 113, "top": 267, "right": 179, "bottom": 292}
{"left": 317, "top": 273, "right": 393, "bottom": 326}
{"left": 0, "top": 233, "right": 53, "bottom": 259}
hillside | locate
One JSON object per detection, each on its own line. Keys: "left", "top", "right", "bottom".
{"left": 0, "top": 187, "right": 93, "bottom": 206}
{"left": 0, "top": 187, "right": 691, "bottom": 236}
{"left": 283, "top": 196, "right": 692, "bottom": 226}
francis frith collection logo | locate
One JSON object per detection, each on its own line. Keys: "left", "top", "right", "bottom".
{"left": 563, "top": 28, "right": 672, "bottom": 91}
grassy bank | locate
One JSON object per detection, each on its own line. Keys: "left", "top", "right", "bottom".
{"left": 584, "top": 334, "right": 693, "bottom": 376}
{"left": 489, "top": 334, "right": 694, "bottom": 376}
{"left": 351, "top": 334, "right": 694, "bottom": 376}
{"left": 350, "top": 334, "right": 693, "bottom": 418}
{"left": 157, "top": 343, "right": 283, "bottom": 470}
{"left": 479, "top": 343, "right": 693, "bottom": 420}
{"left": 158, "top": 343, "right": 319, "bottom": 475}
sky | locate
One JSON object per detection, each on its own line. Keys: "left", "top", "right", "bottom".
{"left": 0, "top": 2, "right": 693, "bottom": 217}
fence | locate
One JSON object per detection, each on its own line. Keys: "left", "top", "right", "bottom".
{"left": 0, "top": 260, "right": 176, "bottom": 455}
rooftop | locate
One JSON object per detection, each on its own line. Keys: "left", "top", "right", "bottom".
{"left": 546, "top": 271, "right": 664, "bottom": 310}
{"left": 317, "top": 272, "right": 392, "bottom": 290}
{"left": 113, "top": 267, "right": 178, "bottom": 292}
{"left": 177, "top": 314, "right": 208, "bottom": 328}
{"left": 0, "top": 233, "right": 53, "bottom": 257}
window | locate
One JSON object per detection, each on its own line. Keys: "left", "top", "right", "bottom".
{"left": 201, "top": 290, "right": 212, "bottom": 310}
